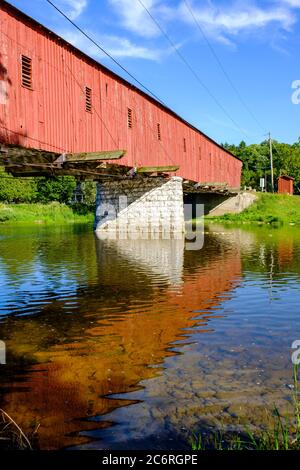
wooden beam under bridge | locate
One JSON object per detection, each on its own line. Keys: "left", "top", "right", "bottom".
{"left": 55, "top": 150, "right": 126, "bottom": 164}
{"left": 0, "top": 145, "right": 126, "bottom": 163}
{"left": 0, "top": 145, "right": 127, "bottom": 178}
{"left": 136, "top": 165, "right": 179, "bottom": 174}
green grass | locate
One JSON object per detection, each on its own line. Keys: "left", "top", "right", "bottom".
{"left": 207, "top": 193, "right": 300, "bottom": 226}
{"left": 0, "top": 202, "right": 94, "bottom": 225}
{"left": 190, "top": 364, "right": 300, "bottom": 451}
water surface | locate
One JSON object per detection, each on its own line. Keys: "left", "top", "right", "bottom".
{"left": 0, "top": 223, "right": 299, "bottom": 449}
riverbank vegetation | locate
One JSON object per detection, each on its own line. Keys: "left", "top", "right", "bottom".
{"left": 0, "top": 202, "right": 94, "bottom": 224}
{"left": 0, "top": 167, "right": 96, "bottom": 205}
{"left": 207, "top": 192, "right": 300, "bottom": 226}
{"left": 0, "top": 168, "right": 95, "bottom": 224}
{"left": 223, "top": 138, "right": 300, "bottom": 191}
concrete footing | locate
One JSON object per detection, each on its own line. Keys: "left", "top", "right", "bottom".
{"left": 184, "top": 191, "right": 256, "bottom": 217}
{"left": 94, "top": 176, "right": 185, "bottom": 238}
{"left": 207, "top": 192, "right": 257, "bottom": 216}
{"left": 94, "top": 176, "right": 254, "bottom": 239}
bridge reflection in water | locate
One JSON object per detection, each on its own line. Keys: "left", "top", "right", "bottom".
{"left": 0, "top": 228, "right": 242, "bottom": 449}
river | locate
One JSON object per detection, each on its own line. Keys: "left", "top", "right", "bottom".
{"left": 0, "top": 223, "right": 299, "bottom": 449}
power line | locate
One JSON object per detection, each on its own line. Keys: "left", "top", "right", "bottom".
{"left": 136, "top": 0, "right": 249, "bottom": 138}
{"left": 183, "top": 0, "right": 267, "bottom": 134}
{"left": 45, "top": 0, "right": 166, "bottom": 106}
{"left": 61, "top": 53, "right": 180, "bottom": 167}
{"left": 45, "top": 0, "right": 219, "bottom": 166}
{"left": 48, "top": 0, "right": 249, "bottom": 138}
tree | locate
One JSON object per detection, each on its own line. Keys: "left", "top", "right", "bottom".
{"left": 0, "top": 167, "right": 37, "bottom": 203}
{"left": 35, "top": 176, "right": 76, "bottom": 203}
{"left": 223, "top": 139, "right": 300, "bottom": 191}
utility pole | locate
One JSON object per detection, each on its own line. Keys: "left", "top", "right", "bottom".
{"left": 269, "top": 132, "right": 274, "bottom": 193}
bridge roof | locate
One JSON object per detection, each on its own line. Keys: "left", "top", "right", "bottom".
{"left": 1, "top": 0, "right": 242, "bottom": 164}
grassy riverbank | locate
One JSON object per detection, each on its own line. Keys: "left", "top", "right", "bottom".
{"left": 207, "top": 193, "right": 300, "bottom": 225}
{"left": 0, "top": 202, "right": 94, "bottom": 225}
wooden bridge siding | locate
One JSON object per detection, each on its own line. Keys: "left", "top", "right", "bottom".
{"left": 0, "top": 2, "right": 242, "bottom": 187}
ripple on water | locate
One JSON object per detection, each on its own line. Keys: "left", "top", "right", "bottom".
{"left": 0, "top": 224, "right": 300, "bottom": 449}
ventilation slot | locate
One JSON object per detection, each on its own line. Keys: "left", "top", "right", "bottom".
{"left": 21, "top": 55, "right": 32, "bottom": 89}
{"left": 157, "top": 123, "right": 161, "bottom": 141}
{"left": 127, "top": 108, "right": 133, "bottom": 128}
{"left": 85, "top": 87, "right": 92, "bottom": 112}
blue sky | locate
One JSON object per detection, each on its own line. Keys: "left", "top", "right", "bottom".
{"left": 6, "top": 0, "right": 300, "bottom": 145}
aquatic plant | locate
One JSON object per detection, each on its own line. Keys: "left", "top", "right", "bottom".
{"left": 0, "top": 409, "right": 32, "bottom": 450}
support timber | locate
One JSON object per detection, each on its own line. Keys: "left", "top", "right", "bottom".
{"left": 0, "top": 145, "right": 127, "bottom": 178}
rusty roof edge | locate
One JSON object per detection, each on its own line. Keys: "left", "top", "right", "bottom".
{"left": 1, "top": 0, "right": 242, "bottom": 164}
{"left": 279, "top": 175, "right": 294, "bottom": 180}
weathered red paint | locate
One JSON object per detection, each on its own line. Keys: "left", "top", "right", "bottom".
{"left": 278, "top": 176, "right": 294, "bottom": 195}
{"left": 0, "top": 1, "right": 242, "bottom": 188}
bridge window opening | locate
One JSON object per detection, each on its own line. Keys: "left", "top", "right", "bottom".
{"left": 199, "top": 146, "right": 202, "bottom": 160}
{"left": 85, "top": 87, "right": 92, "bottom": 112}
{"left": 127, "top": 108, "right": 133, "bottom": 129}
{"left": 105, "top": 83, "right": 108, "bottom": 96}
{"left": 183, "top": 138, "right": 187, "bottom": 153}
{"left": 21, "top": 55, "right": 32, "bottom": 89}
{"left": 157, "top": 123, "right": 161, "bottom": 141}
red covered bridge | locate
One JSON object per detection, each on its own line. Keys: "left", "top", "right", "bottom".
{"left": 0, "top": 1, "right": 243, "bottom": 234}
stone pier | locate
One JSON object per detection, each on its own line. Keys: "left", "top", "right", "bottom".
{"left": 94, "top": 176, "right": 185, "bottom": 238}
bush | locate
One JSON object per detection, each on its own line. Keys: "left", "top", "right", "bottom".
{"left": 0, "top": 168, "right": 37, "bottom": 203}
{"left": 35, "top": 176, "right": 76, "bottom": 203}
{"left": 0, "top": 169, "right": 96, "bottom": 205}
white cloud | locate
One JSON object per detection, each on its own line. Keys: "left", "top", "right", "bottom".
{"left": 57, "top": 0, "right": 88, "bottom": 20}
{"left": 280, "top": 0, "right": 300, "bottom": 7}
{"left": 179, "top": 1, "right": 297, "bottom": 45}
{"left": 107, "top": 0, "right": 162, "bottom": 38}
{"left": 55, "top": 0, "right": 300, "bottom": 62}
{"left": 106, "top": 0, "right": 300, "bottom": 47}
{"left": 60, "top": 29, "right": 163, "bottom": 60}
{"left": 102, "top": 35, "right": 163, "bottom": 59}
